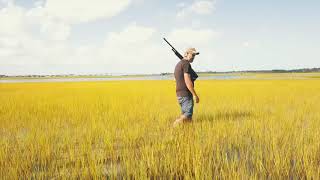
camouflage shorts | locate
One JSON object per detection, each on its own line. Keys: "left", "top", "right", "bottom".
{"left": 177, "top": 96, "right": 194, "bottom": 118}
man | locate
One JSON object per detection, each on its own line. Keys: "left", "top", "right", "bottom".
{"left": 173, "top": 47, "right": 200, "bottom": 126}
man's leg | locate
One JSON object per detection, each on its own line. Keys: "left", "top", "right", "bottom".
{"left": 179, "top": 114, "right": 192, "bottom": 121}
{"left": 181, "top": 96, "right": 193, "bottom": 123}
{"left": 174, "top": 114, "right": 192, "bottom": 126}
{"left": 174, "top": 96, "right": 193, "bottom": 126}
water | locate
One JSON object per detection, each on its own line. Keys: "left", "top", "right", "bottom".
{"left": 0, "top": 75, "right": 243, "bottom": 83}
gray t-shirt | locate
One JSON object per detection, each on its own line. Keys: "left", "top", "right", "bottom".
{"left": 174, "top": 60, "right": 198, "bottom": 97}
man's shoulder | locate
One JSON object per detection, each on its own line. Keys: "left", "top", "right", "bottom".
{"left": 177, "top": 60, "right": 189, "bottom": 68}
{"left": 181, "top": 59, "right": 190, "bottom": 65}
{"left": 175, "top": 60, "right": 185, "bottom": 68}
{"left": 174, "top": 61, "right": 181, "bottom": 69}
{"left": 181, "top": 60, "right": 191, "bottom": 69}
{"left": 175, "top": 60, "right": 190, "bottom": 72}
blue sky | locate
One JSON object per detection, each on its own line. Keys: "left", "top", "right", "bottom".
{"left": 0, "top": 0, "right": 319, "bottom": 75}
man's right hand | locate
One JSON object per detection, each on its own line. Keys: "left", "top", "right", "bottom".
{"left": 193, "top": 95, "right": 199, "bottom": 103}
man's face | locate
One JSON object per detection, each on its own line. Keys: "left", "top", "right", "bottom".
{"left": 187, "top": 52, "right": 196, "bottom": 63}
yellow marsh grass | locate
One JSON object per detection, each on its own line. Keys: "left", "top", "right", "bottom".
{"left": 1, "top": 80, "right": 320, "bottom": 179}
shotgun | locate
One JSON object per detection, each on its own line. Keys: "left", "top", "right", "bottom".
{"left": 163, "top": 38, "right": 184, "bottom": 60}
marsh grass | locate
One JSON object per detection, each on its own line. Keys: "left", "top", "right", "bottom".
{"left": 1, "top": 80, "right": 320, "bottom": 179}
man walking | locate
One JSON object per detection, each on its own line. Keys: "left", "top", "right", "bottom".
{"left": 173, "top": 48, "right": 200, "bottom": 126}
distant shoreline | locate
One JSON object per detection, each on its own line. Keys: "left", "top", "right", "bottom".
{"left": 1, "top": 72, "right": 320, "bottom": 83}
{"left": 1, "top": 67, "right": 320, "bottom": 79}
{"left": 1, "top": 68, "right": 320, "bottom": 80}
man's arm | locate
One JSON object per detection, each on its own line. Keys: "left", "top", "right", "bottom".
{"left": 184, "top": 73, "right": 199, "bottom": 103}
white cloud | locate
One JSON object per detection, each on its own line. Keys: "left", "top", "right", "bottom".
{"left": 243, "top": 41, "right": 250, "bottom": 47}
{"left": 0, "top": 3, "right": 75, "bottom": 66}
{"left": 177, "top": 0, "right": 215, "bottom": 18}
{"left": 0, "top": 2, "right": 72, "bottom": 40}
{"left": 105, "top": 23, "right": 155, "bottom": 46}
{"left": 40, "top": 20, "right": 71, "bottom": 41}
{"left": 190, "top": 1, "right": 215, "bottom": 14}
{"left": 101, "top": 23, "right": 170, "bottom": 71}
{"left": 168, "top": 28, "right": 219, "bottom": 46}
{"left": 0, "top": 1, "right": 219, "bottom": 75}
{"left": 43, "top": 0, "right": 132, "bottom": 24}
{"left": 0, "top": 4, "right": 27, "bottom": 36}
{"left": 0, "top": 14, "right": 172, "bottom": 74}
{"left": 0, "top": 0, "right": 135, "bottom": 70}
{"left": 0, "top": 0, "right": 133, "bottom": 44}
{"left": 242, "top": 41, "right": 261, "bottom": 48}
{"left": 0, "top": 0, "right": 13, "bottom": 6}
{"left": 177, "top": 2, "right": 186, "bottom": 8}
